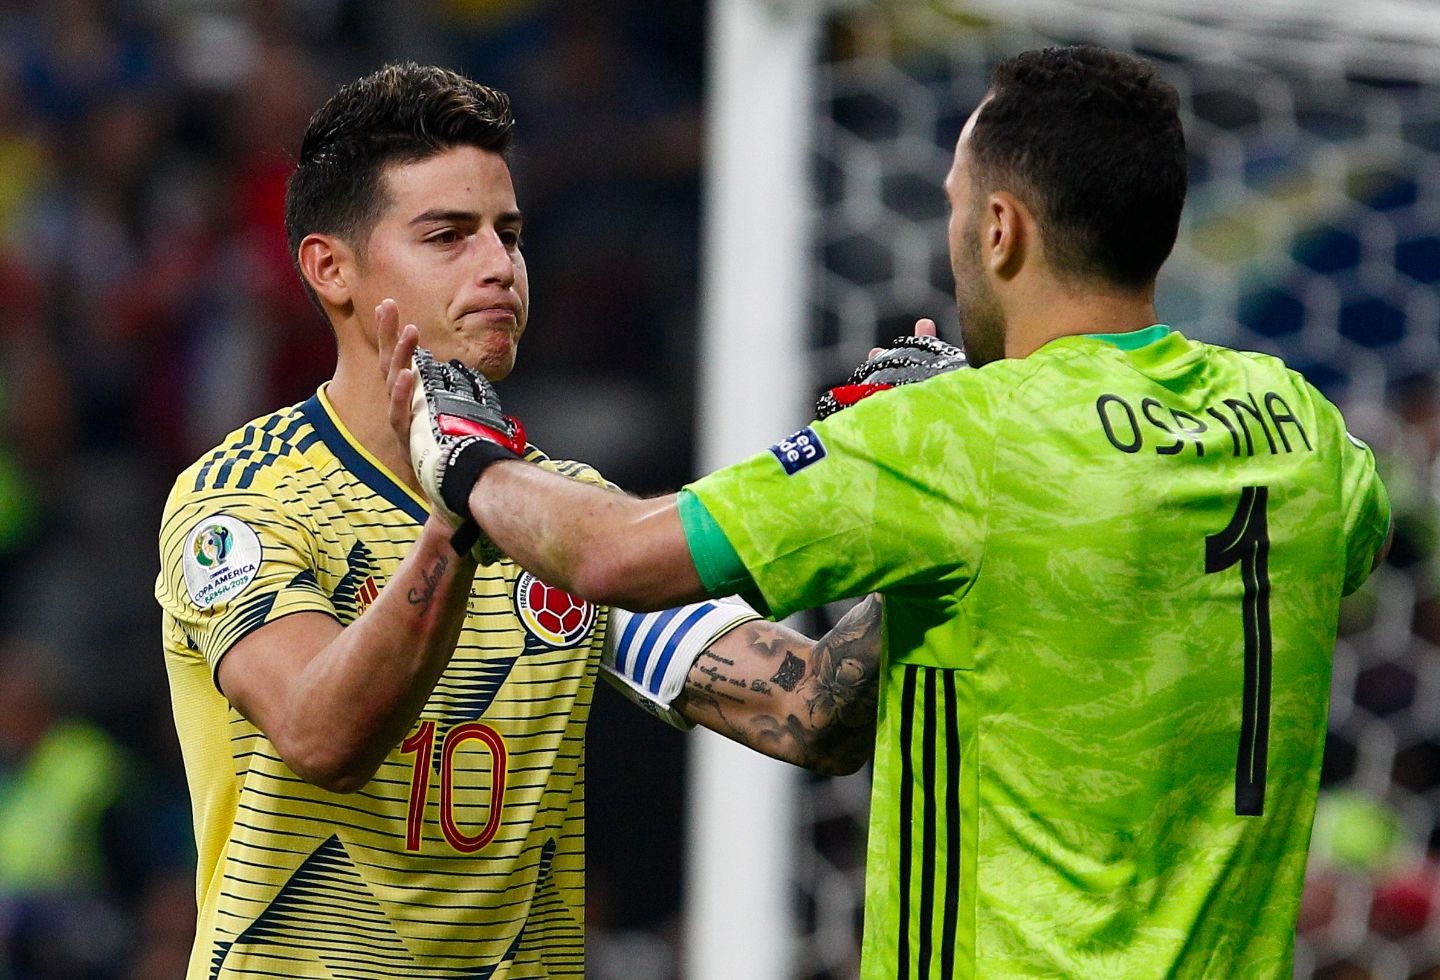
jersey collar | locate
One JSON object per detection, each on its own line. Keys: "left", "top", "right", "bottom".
{"left": 1088, "top": 323, "right": 1172, "bottom": 350}
{"left": 300, "top": 384, "right": 430, "bottom": 524}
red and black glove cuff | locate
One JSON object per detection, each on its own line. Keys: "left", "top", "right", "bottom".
{"left": 439, "top": 437, "right": 521, "bottom": 518}
{"left": 440, "top": 436, "right": 526, "bottom": 558}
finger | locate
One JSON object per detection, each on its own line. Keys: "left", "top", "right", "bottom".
{"left": 376, "top": 299, "right": 399, "bottom": 378}
{"left": 388, "top": 362, "right": 416, "bottom": 454}
{"left": 401, "top": 325, "right": 419, "bottom": 387}
{"left": 868, "top": 317, "right": 938, "bottom": 358}
{"left": 387, "top": 320, "right": 419, "bottom": 393}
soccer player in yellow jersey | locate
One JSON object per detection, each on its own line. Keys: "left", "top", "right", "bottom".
{"left": 156, "top": 63, "right": 883, "bottom": 979}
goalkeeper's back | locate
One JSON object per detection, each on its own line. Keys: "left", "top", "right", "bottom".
{"left": 918, "top": 330, "right": 1384, "bottom": 977}
{"left": 685, "top": 325, "right": 1390, "bottom": 978}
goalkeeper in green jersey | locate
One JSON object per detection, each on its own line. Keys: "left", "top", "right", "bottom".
{"left": 390, "top": 45, "right": 1393, "bottom": 978}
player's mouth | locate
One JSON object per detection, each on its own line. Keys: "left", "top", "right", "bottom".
{"left": 460, "top": 304, "right": 520, "bottom": 326}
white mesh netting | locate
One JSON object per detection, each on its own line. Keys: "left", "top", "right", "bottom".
{"left": 796, "top": 4, "right": 1440, "bottom": 978}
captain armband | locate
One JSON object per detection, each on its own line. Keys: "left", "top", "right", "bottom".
{"left": 602, "top": 597, "right": 763, "bottom": 730}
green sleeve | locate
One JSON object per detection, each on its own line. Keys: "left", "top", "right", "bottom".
{"left": 685, "top": 372, "right": 997, "bottom": 621}
{"left": 676, "top": 489, "right": 766, "bottom": 611}
{"left": 1337, "top": 429, "right": 1391, "bottom": 595}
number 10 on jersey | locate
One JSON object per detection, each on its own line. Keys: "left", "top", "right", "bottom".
{"left": 1205, "top": 486, "right": 1272, "bottom": 817}
{"left": 401, "top": 720, "right": 508, "bottom": 851}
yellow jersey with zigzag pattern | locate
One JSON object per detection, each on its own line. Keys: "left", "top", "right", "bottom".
{"left": 156, "top": 386, "right": 604, "bottom": 980}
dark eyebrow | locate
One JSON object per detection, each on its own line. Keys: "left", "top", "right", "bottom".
{"left": 409, "top": 208, "right": 524, "bottom": 226}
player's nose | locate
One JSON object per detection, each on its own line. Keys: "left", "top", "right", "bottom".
{"left": 473, "top": 230, "right": 515, "bottom": 287}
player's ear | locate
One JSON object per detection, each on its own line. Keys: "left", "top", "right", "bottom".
{"left": 297, "top": 232, "right": 355, "bottom": 309}
{"left": 985, "top": 191, "right": 1030, "bottom": 281}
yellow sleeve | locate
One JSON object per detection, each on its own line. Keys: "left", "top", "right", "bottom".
{"left": 156, "top": 473, "right": 338, "bottom": 685}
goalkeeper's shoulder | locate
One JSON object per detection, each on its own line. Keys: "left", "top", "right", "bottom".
{"left": 813, "top": 358, "right": 998, "bottom": 442}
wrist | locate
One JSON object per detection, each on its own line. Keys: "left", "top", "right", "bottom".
{"left": 438, "top": 438, "right": 522, "bottom": 517}
{"left": 421, "top": 513, "right": 475, "bottom": 556}
{"left": 454, "top": 456, "right": 528, "bottom": 565}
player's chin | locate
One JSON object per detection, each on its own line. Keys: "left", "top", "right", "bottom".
{"left": 448, "top": 327, "right": 521, "bottom": 381}
{"left": 475, "top": 342, "right": 519, "bottom": 382}
{"left": 480, "top": 359, "right": 515, "bottom": 382}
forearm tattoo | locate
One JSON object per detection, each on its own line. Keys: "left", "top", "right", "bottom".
{"left": 804, "top": 594, "right": 882, "bottom": 732}
{"left": 407, "top": 554, "right": 450, "bottom": 613}
{"left": 684, "top": 594, "right": 883, "bottom": 773}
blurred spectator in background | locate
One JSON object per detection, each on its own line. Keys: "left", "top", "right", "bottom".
{"left": 0, "top": 251, "right": 61, "bottom": 623}
{"left": 0, "top": 640, "right": 192, "bottom": 976}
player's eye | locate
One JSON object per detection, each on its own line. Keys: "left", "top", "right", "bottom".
{"left": 499, "top": 229, "right": 524, "bottom": 249}
{"left": 427, "top": 228, "right": 462, "bottom": 245}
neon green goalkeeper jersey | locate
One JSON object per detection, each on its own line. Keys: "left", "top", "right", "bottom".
{"left": 684, "top": 326, "right": 1390, "bottom": 979}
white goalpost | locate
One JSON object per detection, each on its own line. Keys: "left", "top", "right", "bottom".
{"left": 688, "top": 1, "right": 823, "bottom": 978}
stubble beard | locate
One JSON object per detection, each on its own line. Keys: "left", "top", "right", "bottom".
{"left": 953, "top": 218, "right": 1005, "bottom": 368}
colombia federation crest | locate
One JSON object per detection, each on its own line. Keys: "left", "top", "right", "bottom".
{"left": 514, "top": 572, "right": 596, "bottom": 647}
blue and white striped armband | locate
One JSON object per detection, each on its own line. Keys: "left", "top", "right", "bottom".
{"left": 602, "top": 597, "right": 763, "bottom": 730}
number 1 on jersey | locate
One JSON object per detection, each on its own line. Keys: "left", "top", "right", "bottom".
{"left": 1205, "top": 486, "right": 1272, "bottom": 817}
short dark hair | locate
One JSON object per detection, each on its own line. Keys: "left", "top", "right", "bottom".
{"left": 970, "top": 45, "right": 1187, "bottom": 289}
{"left": 284, "top": 63, "right": 515, "bottom": 313}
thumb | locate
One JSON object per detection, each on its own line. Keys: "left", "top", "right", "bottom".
{"left": 870, "top": 317, "right": 939, "bottom": 357}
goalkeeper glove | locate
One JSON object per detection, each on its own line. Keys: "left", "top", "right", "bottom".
{"left": 409, "top": 346, "right": 528, "bottom": 563}
{"left": 815, "top": 334, "right": 968, "bottom": 419}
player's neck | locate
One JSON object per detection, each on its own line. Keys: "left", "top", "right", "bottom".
{"left": 329, "top": 352, "right": 424, "bottom": 495}
{"left": 1004, "top": 276, "right": 1158, "bottom": 358}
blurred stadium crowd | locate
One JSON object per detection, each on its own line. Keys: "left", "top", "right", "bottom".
{"left": 0, "top": 1, "right": 704, "bottom": 976}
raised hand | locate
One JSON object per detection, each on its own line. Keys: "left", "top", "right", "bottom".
{"left": 818, "top": 318, "right": 968, "bottom": 419}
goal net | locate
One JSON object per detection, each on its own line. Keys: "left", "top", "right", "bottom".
{"left": 787, "top": 2, "right": 1440, "bottom": 977}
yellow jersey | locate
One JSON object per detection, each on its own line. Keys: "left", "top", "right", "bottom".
{"left": 156, "top": 386, "right": 604, "bottom": 979}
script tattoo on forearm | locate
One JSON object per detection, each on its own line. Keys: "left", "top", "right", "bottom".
{"left": 684, "top": 595, "right": 883, "bottom": 773}
{"left": 407, "top": 554, "right": 450, "bottom": 613}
